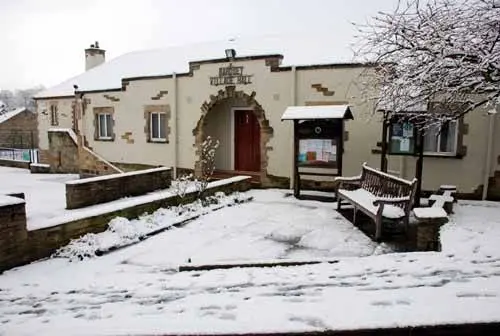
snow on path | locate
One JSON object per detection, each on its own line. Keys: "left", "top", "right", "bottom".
{"left": 120, "top": 190, "right": 382, "bottom": 268}
{"left": 1, "top": 252, "right": 499, "bottom": 335}
{"left": 1, "top": 193, "right": 500, "bottom": 335}
{"left": 0, "top": 167, "right": 78, "bottom": 226}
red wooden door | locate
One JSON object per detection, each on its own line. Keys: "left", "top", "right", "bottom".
{"left": 234, "top": 110, "right": 260, "bottom": 172}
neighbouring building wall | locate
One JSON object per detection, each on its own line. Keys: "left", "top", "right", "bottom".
{"left": 36, "top": 98, "right": 74, "bottom": 150}
{"left": 0, "top": 110, "right": 39, "bottom": 148}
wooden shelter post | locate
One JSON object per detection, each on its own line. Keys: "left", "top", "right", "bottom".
{"left": 293, "top": 120, "right": 300, "bottom": 197}
{"left": 414, "top": 129, "right": 424, "bottom": 207}
{"left": 380, "top": 112, "right": 389, "bottom": 173}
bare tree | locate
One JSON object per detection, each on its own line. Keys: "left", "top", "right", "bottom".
{"left": 0, "top": 90, "right": 15, "bottom": 110}
{"left": 354, "top": 0, "right": 500, "bottom": 122}
{"left": 0, "top": 86, "right": 44, "bottom": 111}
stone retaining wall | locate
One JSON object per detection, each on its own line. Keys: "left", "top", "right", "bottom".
{"left": 66, "top": 167, "right": 172, "bottom": 209}
{"left": 0, "top": 177, "right": 252, "bottom": 273}
{"left": 0, "top": 196, "right": 28, "bottom": 271}
{"left": 41, "top": 129, "right": 122, "bottom": 176}
{"left": 30, "top": 163, "right": 51, "bottom": 174}
{"left": 0, "top": 159, "right": 30, "bottom": 169}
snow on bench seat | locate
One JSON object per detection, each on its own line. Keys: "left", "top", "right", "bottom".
{"left": 413, "top": 207, "right": 447, "bottom": 219}
{"left": 338, "top": 188, "right": 405, "bottom": 219}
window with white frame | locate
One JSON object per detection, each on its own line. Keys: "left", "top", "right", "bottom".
{"left": 50, "top": 105, "right": 58, "bottom": 126}
{"left": 423, "top": 120, "right": 458, "bottom": 155}
{"left": 97, "top": 113, "right": 113, "bottom": 139}
{"left": 150, "top": 112, "right": 167, "bottom": 141}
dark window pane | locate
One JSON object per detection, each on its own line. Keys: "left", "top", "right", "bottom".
{"left": 159, "top": 113, "right": 166, "bottom": 139}
{"left": 99, "top": 114, "right": 106, "bottom": 137}
{"left": 151, "top": 113, "right": 159, "bottom": 139}
{"left": 423, "top": 125, "right": 439, "bottom": 152}
{"left": 106, "top": 114, "right": 113, "bottom": 138}
{"left": 440, "top": 122, "right": 456, "bottom": 152}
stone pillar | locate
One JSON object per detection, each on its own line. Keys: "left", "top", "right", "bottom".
{"left": 0, "top": 196, "right": 28, "bottom": 272}
{"left": 416, "top": 218, "right": 448, "bottom": 251}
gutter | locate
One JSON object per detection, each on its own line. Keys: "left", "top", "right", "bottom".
{"left": 172, "top": 73, "right": 178, "bottom": 179}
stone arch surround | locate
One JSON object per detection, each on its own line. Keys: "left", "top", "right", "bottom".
{"left": 193, "top": 86, "right": 274, "bottom": 181}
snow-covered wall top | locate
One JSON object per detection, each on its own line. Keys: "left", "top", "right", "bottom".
{"left": 66, "top": 166, "right": 170, "bottom": 185}
{"left": 0, "top": 195, "right": 25, "bottom": 207}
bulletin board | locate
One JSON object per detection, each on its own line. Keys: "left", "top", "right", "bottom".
{"left": 388, "top": 121, "right": 416, "bottom": 155}
{"left": 298, "top": 139, "right": 337, "bottom": 168}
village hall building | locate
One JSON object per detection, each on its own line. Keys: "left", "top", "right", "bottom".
{"left": 33, "top": 36, "right": 500, "bottom": 199}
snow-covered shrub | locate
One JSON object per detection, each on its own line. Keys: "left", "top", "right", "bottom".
{"left": 196, "top": 136, "right": 219, "bottom": 199}
{"left": 108, "top": 217, "right": 141, "bottom": 243}
{"left": 53, "top": 233, "right": 101, "bottom": 261}
{"left": 171, "top": 173, "right": 193, "bottom": 199}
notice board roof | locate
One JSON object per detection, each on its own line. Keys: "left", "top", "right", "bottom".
{"left": 281, "top": 105, "right": 353, "bottom": 121}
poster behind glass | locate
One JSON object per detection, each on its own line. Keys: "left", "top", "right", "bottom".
{"left": 298, "top": 139, "right": 337, "bottom": 167}
{"left": 389, "top": 122, "right": 416, "bottom": 155}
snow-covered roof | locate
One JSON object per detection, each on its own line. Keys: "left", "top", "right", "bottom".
{"left": 0, "top": 107, "right": 27, "bottom": 124}
{"left": 281, "top": 105, "right": 354, "bottom": 120}
{"left": 35, "top": 34, "right": 358, "bottom": 99}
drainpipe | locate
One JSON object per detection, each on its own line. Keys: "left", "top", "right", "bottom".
{"left": 482, "top": 112, "right": 496, "bottom": 200}
{"left": 172, "top": 72, "right": 178, "bottom": 179}
{"left": 80, "top": 94, "right": 86, "bottom": 146}
{"left": 289, "top": 66, "right": 297, "bottom": 189}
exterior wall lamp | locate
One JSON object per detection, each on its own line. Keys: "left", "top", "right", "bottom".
{"left": 225, "top": 49, "right": 236, "bottom": 59}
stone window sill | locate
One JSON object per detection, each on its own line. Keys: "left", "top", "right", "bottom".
{"left": 148, "top": 139, "right": 169, "bottom": 144}
{"left": 95, "top": 137, "right": 114, "bottom": 142}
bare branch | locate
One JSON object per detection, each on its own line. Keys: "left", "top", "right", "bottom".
{"left": 354, "top": 0, "right": 500, "bottom": 122}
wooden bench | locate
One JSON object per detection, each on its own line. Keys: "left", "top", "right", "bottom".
{"left": 335, "top": 163, "right": 418, "bottom": 241}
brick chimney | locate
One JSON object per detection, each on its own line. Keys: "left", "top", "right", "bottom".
{"left": 84, "top": 41, "right": 105, "bottom": 71}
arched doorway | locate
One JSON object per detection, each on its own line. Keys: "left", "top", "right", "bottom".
{"left": 193, "top": 86, "right": 273, "bottom": 179}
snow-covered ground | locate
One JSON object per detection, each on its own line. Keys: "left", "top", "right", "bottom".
{"left": 53, "top": 189, "right": 385, "bottom": 264}
{"left": 1, "top": 189, "right": 500, "bottom": 335}
{"left": 0, "top": 166, "right": 243, "bottom": 231}
{"left": 0, "top": 167, "right": 78, "bottom": 227}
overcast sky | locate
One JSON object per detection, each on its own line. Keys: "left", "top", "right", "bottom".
{"left": 0, "top": 0, "right": 399, "bottom": 91}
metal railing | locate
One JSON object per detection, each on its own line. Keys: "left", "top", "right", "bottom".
{"left": 0, "top": 147, "right": 39, "bottom": 163}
